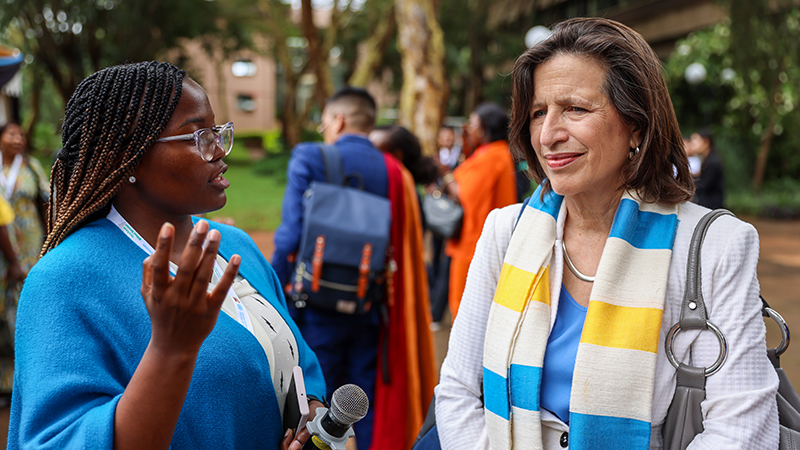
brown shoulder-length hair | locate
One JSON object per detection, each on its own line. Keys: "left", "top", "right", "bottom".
{"left": 509, "top": 17, "right": 694, "bottom": 205}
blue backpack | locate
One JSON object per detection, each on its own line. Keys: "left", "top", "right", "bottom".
{"left": 289, "top": 144, "right": 393, "bottom": 315}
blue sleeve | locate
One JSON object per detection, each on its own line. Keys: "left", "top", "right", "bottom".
{"left": 9, "top": 253, "right": 146, "bottom": 450}
{"left": 272, "top": 144, "right": 320, "bottom": 287}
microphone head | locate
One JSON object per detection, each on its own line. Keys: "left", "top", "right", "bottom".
{"left": 329, "top": 384, "right": 369, "bottom": 427}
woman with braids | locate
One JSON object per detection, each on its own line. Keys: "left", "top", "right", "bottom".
{"left": 7, "top": 61, "right": 325, "bottom": 450}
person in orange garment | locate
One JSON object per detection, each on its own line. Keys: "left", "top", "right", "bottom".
{"left": 443, "top": 103, "right": 518, "bottom": 318}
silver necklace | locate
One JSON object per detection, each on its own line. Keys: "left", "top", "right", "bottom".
{"left": 561, "top": 240, "right": 595, "bottom": 282}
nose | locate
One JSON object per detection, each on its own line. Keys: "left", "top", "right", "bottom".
{"left": 537, "top": 111, "right": 568, "bottom": 149}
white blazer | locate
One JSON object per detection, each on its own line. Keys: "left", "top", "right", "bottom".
{"left": 435, "top": 201, "right": 779, "bottom": 449}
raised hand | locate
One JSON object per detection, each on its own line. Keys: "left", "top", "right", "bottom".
{"left": 141, "top": 219, "right": 240, "bottom": 356}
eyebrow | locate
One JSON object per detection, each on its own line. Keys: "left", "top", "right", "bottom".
{"left": 178, "top": 117, "right": 206, "bottom": 129}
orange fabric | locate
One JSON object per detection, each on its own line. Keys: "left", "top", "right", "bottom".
{"left": 399, "top": 166, "right": 437, "bottom": 444}
{"left": 446, "top": 140, "right": 517, "bottom": 317}
{"left": 371, "top": 155, "right": 436, "bottom": 450}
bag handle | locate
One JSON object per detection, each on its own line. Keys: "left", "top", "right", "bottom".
{"left": 679, "top": 209, "right": 734, "bottom": 329}
{"left": 665, "top": 209, "right": 733, "bottom": 377}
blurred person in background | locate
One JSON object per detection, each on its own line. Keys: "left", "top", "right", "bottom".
{"left": 0, "top": 122, "right": 48, "bottom": 394}
{"left": 689, "top": 128, "right": 725, "bottom": 209}
{"left": 442, "top": 103, "right": 517, "bottom": 319}
{"left": 437, "top": 126, "right": 462, "bottom": 171}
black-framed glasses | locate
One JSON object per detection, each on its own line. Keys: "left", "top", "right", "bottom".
{"left": 155, "top": 122, "right": 234, "bottom": 161}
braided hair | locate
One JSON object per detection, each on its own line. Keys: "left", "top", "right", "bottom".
{"left": 42, "top": 61, "right": 186, "bottom": 255}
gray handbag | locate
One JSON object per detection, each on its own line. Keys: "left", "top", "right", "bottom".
{"left": 422, "top": 188, "right": 463, "bottom": 239}
{"left": 662, "top": 209, "right": 800, "bottom": 450}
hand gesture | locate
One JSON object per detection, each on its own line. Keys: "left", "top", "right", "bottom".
{"left": 140, "top": 220, "right": 241, "bottom": 357}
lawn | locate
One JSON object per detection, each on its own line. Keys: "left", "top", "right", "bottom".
{"left": 204, "top": 142, "right": 290, "bottom": 231}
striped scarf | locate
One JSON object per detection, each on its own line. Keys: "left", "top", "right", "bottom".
{"left": 482, "top": 186, "right": 678, "bottom": 449}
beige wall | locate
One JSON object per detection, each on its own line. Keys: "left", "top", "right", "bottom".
{"left": 176, "top": 41, "right": 278, "bottom": 132}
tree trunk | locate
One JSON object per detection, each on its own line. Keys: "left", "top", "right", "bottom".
{"left": 395, "top": 0, "right": 448, "bottom": 157}
{"left": 752, "top": 112, "right": 776, "bottom": 191}
{"left": 348, "top": 5, "right": 396, "bottom": 87}
{"left": 301, "top": 0, "right": 334, "bottom": 105}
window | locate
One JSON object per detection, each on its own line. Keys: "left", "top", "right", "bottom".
{"left": 237, "top": 94, "right": 257, "bottom": 112}
{"left": 231, "top": 60, "right": 257, "bottom": 77}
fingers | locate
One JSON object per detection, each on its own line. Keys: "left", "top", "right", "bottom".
{"left": 146, "top": 223, "right": 175, "bottom": 302}
{"left": 187, "top": 229, "right": 222, "bottom": 302}
{"left": 281, "top": 429, "right": 294, "bottom": 450}
{"left": 171, "top": 220, "right": 210, "bottom": 294}
{"left": 292, "top": 426, "right": 311, "bottom": 448}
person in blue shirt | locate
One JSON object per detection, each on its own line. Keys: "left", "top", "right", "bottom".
{"left": 272, "top": 86, "right": 387, "bottom": 450}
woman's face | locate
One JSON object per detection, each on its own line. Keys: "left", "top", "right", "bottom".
{"left": 464, "top": 113, "right": 485, "bottom": 150}
{"left": 128, "top": 79, "right": 229, "bottom": 216}
{"left": 528, "top": 54, "right": 639, "bottom": 200}
{"left": 0, "top": 124, "right": 26, "bottom": 158}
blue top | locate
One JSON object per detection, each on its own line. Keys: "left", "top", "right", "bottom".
{"left": 272, "top": 135, "right": 388, "bottom": 288}
{"left": 539, "top": 285, "right": 588, "bottom": 424}
{"left": 8, "top": 218, "right": 326, "bottom": 450}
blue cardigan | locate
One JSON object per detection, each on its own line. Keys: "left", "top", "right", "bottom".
{"left": 8, "top": 218, "right": 326, "bottom": 449}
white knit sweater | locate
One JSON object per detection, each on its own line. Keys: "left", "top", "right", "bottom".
{"left": 436, "top": 201, "right": 779, "bottom": 449}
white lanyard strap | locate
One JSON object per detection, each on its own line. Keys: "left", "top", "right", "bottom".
{"left": 0, "top": 154, "right": 23, "bottom": 200}
{"left": 107, "top": 206, "right": 254, "bottom": 334}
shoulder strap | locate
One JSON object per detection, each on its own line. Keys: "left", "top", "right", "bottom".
{"left": 318, "top": 144, "right": 345, "bottom": 186}
{"left": 679, "top": 209, "right": 734, "bottom": 329}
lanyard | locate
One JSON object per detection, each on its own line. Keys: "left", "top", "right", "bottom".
{"left": 107, "top": 206, "right": 254, "bottom": 335}
{"left": 0, "top": 154, "right": 23, "bottom": 200}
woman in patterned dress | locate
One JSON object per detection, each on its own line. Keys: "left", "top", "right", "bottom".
{"left": 0, "top": 122, "right": 48, "bottom": 393}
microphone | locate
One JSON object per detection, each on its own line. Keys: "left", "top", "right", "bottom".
{"left": 302, "top": 384, "right": 369, "bottom": 450}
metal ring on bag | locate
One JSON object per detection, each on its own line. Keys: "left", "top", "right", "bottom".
{"left": 765, "top": 307, "right": 790, "bottom": 356}
{"left": 665, "top": 321, "right": 728, "bottom": 376}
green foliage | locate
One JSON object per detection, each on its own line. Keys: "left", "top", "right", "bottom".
{"left": 252, "top": 152, "right": 291, "bottom": 184}
{"left": 235, "top": 129, "right": 287, "bottom": 155}
{"left": 1, "top": 0, "right": 256, "bottom": 100}
{"left": 664, "top": 14, "right": 800, "bottom": 193}
{"left": 726, "top": 179, "right": 800, "bottom": 219}
{"left": 206, "top": 157, "right": 287, "bottom": 231}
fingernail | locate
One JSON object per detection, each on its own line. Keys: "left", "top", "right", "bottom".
{"left": 284, "top": 429, "right": 291, "bottom": 438}
{"left": 160, "top": 223, "right": 173, "bottom": 239}
{"left": 195, "top": 220, "right": 209, "bottom": 233}
{"left": 207, "top": 229, "right": 220, "bottom": 242}
{"left": 231, "top": 254, "right": 241, "bottom": 265}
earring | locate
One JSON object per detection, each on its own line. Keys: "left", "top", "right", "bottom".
{"left": 629, "top": 146, "right": 640, "bottom": 159}
{"left": 128, "top": 176, "right": 137, "bottom": 184}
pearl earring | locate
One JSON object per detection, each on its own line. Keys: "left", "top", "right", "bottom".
{"left": 128, "top": 176, "right": 137, "bottom": 184}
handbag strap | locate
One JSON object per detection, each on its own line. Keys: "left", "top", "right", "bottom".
{"left": 666, "top": 209, "right": 733, "bottom": 378}
{"left": 679, "top": 209, "right": 734, "bottom": 329}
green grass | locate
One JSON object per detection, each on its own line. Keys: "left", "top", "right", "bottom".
{"left": 204, "top": 143, "right": 289, "bottom": 231}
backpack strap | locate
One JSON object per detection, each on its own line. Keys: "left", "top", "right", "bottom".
{"left": 318, "top": 144, "right": 345, "bottom": 186}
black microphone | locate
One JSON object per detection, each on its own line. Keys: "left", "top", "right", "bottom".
{"left": 302, "top": 384, "right": 369, "bottom": 450}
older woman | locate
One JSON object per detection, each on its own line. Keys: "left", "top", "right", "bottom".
{"left": 8, "top": 61, "right": 325, "bottom": 450}
{"left": 435, "top": 18, "right": 778, "bottom": 449}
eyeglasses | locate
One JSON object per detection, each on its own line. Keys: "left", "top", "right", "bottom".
{"left": 155, "top": 122, "right": 234, "bottom": 161}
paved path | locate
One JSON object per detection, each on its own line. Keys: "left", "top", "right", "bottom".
{"left": 249, "top": 217, "right": 800, "bottom": 387}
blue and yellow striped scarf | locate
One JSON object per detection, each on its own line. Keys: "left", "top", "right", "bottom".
{"left": 482, "top": 186, "right": 678, "bottom": 449}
